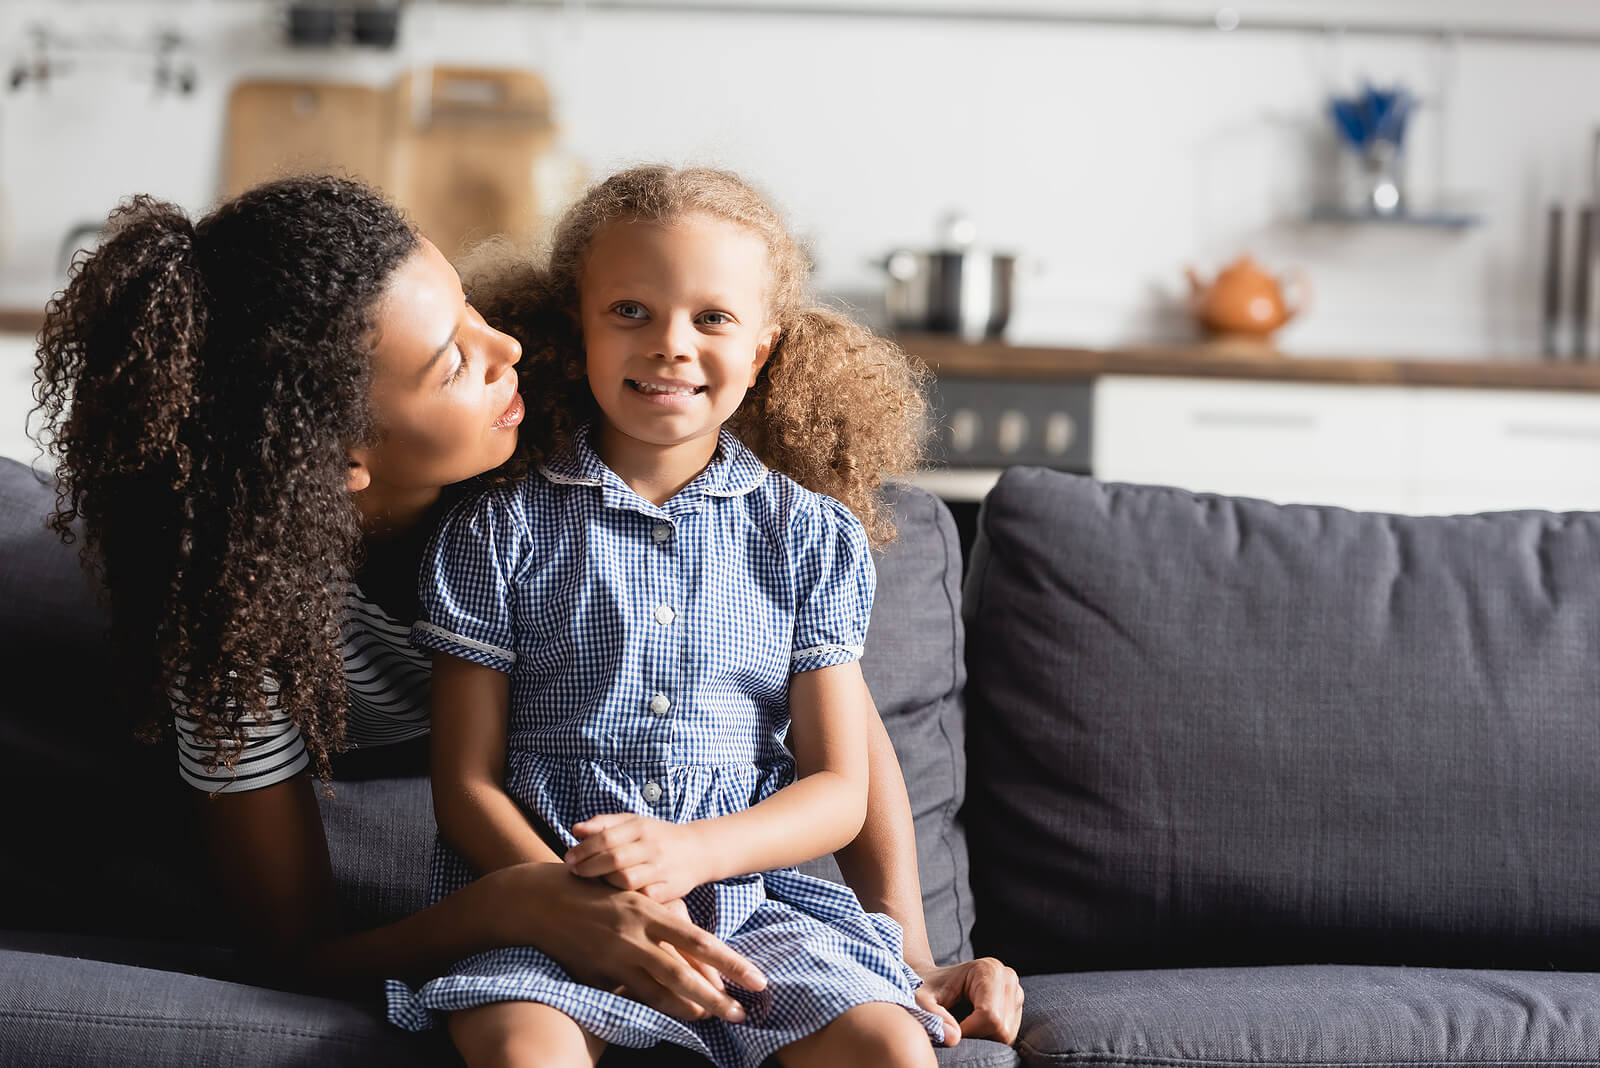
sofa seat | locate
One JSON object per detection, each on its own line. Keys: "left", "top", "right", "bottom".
{"left": 1018, "top": 965, "right": 1600, "bottom": 1066}
{"left": 0, "top": 930, "right": 1020, "bottom": 1068}
{"left": 0, "top": 942, "right": 451, "bottom": 1068}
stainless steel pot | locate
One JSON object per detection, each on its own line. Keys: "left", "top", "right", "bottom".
{"left": 880, "top": 247, "right": 1016, "bottom": 341}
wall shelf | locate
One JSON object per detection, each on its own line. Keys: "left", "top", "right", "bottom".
{"left": 1307, "top": 204, "right": 1483, "bottom": 229}
{"left": 422, "top": 1, "right": 1600, "bottom": 49}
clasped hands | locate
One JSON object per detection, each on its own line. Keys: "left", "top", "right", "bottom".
{"left": 563, "top": 812, "right": 1023, "bottom": 1046}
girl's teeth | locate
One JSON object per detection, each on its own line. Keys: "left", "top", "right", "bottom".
{"left": 634, "top": 381, "right": 699, "bottom": 395}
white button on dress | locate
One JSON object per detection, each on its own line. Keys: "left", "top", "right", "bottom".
{"left": 651, "top": 524, "right": 672, "bottom": 543}
{"left": 641, "top": 781, "right": 663, "bottom": 804}
{"left": 648, "top": 693, "right": 671, "bottom": 716}
{"left": 654, "top": 604, "right": 676, "bottom": 626}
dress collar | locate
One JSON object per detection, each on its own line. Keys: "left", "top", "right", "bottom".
{"left": 539, "top": 424, "right": 768, "bottom": 513}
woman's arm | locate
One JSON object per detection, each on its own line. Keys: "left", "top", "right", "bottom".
{"left": 831, "top": 705, "right": 1027, "bottom": 1046}
{"left": 198, "top": 767, "right": 763, "bottom": 1018}
{"left": 428, "top": 652, "right": 562, "bottom": 873}
{"left": 835, "top": 707, "right": 938, "bottom": 970}
{"left": 565, "top": 661, "right": 871, "bottom": 897}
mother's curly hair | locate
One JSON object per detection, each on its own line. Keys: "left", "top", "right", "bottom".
{"left": 466, "top": 165, "right": 928, "bottom": 546}
{"left": 33, "top": 175, "right": 418, "bottom": 780}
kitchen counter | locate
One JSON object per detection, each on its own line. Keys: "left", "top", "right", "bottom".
{"left": 0, "top": 310, "right": 43, "bottom": 336}
{"left": 900, "top": 334, "right": 1600, "bottom": 392}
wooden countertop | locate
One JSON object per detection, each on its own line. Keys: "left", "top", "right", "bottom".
{"left": 0, "top": 309, "right": 43, "bottom": 336}
{"left": 901, "top": 334, "right": 1600, "bottom": 392}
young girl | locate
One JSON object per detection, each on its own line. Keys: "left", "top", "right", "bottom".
{"left": 385, "top": 165, "right": 944, "bottom": 1067}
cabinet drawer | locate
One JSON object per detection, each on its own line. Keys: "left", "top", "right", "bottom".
{"left": 1415, "top": 388, "right": 1600, "bottom": 487}
{"left": 1, "top": 333, "right": 40, "bottom": 468}
{"left": 1093, "top": 375, "right": 1412, "bottom": 481}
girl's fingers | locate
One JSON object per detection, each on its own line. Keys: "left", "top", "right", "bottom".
{"left": 572, "top": 812, "right": 635, "bottom": 834}
{"left": 568, "top": 841, "right": 647, "bottom": 878}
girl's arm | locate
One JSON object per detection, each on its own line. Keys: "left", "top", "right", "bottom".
{"left": 696, "top": 660, "right": 871, "bottom": 879}
{"left": 566, "top": 661, "right": 871, "bottom": 896}
{"left": 428, "top": 652, "right": 562, "bottom": 873}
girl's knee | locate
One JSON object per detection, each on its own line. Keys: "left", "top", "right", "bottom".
{"left": 779, "top": 1002, "right": 937, "bottom": 1068}
{"left": 448, "top": 1001, "right": 602, "bottom": 1068}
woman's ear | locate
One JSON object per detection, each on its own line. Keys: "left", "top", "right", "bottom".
{"left": 345, "top": 452, "right": 372, "bottom": 493}
{"left": 750, "top": 325, "right": 781, "bottom": 386}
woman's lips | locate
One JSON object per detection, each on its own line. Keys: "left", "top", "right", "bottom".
{"left": 493, "top": 391, "right": 525, "bottom": 430}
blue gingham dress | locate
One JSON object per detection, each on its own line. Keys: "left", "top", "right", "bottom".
{"left": 385, "top": 427, "right": 943, "bottom": 1064}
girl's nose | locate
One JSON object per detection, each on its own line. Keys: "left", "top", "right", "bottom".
{"left": 650, "top": 315, "right": 696, "bottom": 360}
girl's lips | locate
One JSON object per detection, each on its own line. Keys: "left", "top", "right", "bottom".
{"left": 492, "top": 391, "right": 525, "bottom": 430}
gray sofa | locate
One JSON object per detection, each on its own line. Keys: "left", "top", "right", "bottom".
{"left": 5, "top": 450, "right": 1600, "bottom": 1066}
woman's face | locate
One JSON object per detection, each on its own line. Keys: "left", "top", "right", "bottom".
{"left": 349, "top": 237, "right": 524, "bottom": 516}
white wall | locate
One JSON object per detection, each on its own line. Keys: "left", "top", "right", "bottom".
{"left": 2, "top": 0, "right": 1599, "bottom": 358}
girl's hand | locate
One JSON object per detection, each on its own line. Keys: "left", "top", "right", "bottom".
{"left": 565, "top": 812, "right": 710, "bottom": 903}
{"left": 492, "top": 862, "right": 762, "bottom": 1021}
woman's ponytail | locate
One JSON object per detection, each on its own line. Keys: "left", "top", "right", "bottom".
{"left": 37, "top": 195, "right": 207, "bottom": 523}
{"left": 34, "top": 195, "right": 209, "bottom": 737}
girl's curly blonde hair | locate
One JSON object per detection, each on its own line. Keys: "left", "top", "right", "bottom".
{"left": 466, "top": 165, "right": 928, "bottom": 546}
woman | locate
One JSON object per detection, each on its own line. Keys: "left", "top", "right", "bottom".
{"left": 33, "top": 174, "right": 1022, "bottom": 1043}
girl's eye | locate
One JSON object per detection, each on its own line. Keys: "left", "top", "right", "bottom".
{"left": 700, "top": 311, "right": 732, "bottom": 326}
{"left": 613, "top": 302, "right": 646, "bottom": 320}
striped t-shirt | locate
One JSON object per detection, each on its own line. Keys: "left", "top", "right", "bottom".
{"left": 172, "top": 582, "right": 430, "bottom": 793}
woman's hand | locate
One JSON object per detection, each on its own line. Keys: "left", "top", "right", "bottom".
{"left": 912, "top": 957, "right": 1025, "bottom": 1046}
{"left": 565, "top": 812, "right": 710, "bottom": 903}
{"left": 491, "top": 861, "right": 762, "bottom": 1022}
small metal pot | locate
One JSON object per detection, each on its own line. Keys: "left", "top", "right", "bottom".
{"left": 881, "top": 248, "right": 1016, "bottom": 341}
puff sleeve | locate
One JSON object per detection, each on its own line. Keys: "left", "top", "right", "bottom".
{"left": 788, "top": 493, "right": 877, "bottom": 674}
{"left": 410, "top": 486, "right": 530, "bottom": 674}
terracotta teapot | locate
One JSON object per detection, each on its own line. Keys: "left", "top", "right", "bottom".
{"left": 1185, "top": 255, "right": 1310, "bottom": 340}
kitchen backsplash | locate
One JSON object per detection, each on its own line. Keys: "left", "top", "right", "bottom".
{"left": 2, "top": 1, "right": 1599, "bottom": 358}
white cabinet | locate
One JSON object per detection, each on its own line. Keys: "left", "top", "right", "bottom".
{"left": 0, "top": 333, "right": 42, "bottom": 470}
{"left": 1093, "top": 375, "right": 1600, "bottom": 515}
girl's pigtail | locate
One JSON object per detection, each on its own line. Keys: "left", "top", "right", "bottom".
{"left": 730, "top": 307, "right": 930, "bottom": 548}
{"left": 34, "top": 195, "right": 207, "bottom": 736}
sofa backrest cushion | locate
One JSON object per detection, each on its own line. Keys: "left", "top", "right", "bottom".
{"left": 962, "top": 468, "right": 1600, "bottom": 974}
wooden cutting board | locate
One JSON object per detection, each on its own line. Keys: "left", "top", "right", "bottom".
{"left": 221, "top": 70, "right": 558, "bottom": 264}
{"left": 387, "top": 68, "right": 557, "bottom": 262}
{"left": 222, "top": 80, "right": 392, "bottom": 197}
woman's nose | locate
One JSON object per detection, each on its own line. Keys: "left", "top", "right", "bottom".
{"left": 486, "top": 325, "right": 522, "bottom": 373}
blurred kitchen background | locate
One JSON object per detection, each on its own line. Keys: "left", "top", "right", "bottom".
{"left": 6, "top": 0, "right": 1600, "bottom": 536}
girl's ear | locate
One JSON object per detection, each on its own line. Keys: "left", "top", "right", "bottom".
{"left": 750, "top": 325, "right": 781, "bottom": 386}
{"left": 345, "top": 451, "right": 373, "bottom": 493}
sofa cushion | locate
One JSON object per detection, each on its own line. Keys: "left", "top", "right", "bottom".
{"left": 963, "top": 468, "right": 1600, "bottom": 974}
{"left": 860, "top": 482, "right": 975, "bottom": 966}
{"left": 1016, "top": 965, "right": 1600, "bottom": 1067}
{"left": 0, "top": 457, "right": 224, "bottom": 940}
{"left": 0, "top": 945, "right": 450, "bottom": 1067}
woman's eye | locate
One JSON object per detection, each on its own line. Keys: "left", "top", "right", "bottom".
{"left": 613, "top": 302, "right": 646, "bottom": 320}
{"left": 445, "top": 349, "right": 468, "bottom": 384}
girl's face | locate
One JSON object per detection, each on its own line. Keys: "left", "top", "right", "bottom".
{"left": 349, "top": 237, "right": 525, "bottom": 518}
{"left": 579, "top": 214, "right": 778, "bottom": 476}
